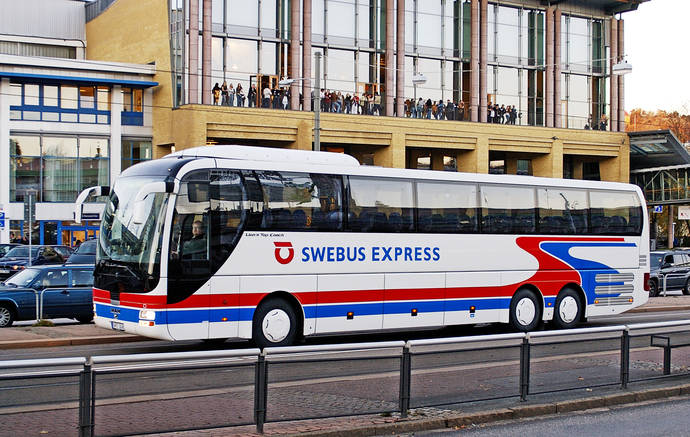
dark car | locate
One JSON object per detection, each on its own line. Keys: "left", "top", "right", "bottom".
{"left": 0, "top": 245, "right": 73, "bottom": 280}
{"left": 0, "top": 244, "right": 21, "bottom": 258}
{"left": 0, "top": 264, "right": 94, "bottom": 327}
{"left": 66, "top": 239, "right": 97, "bottom": 265}
{"left": 648, "top": 250, "right": 690, "bottom": 297}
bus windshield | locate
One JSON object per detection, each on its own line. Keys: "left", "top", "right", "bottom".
{"left": 97, "top": 176, "right": 169, "bottom": 293}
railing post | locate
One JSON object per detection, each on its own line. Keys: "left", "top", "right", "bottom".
{"left": 399, "top": 342, "right": 411, "bottom": 418}
{"left": 78, "top": 357, "right": 94, "bottom": 437}
{"left": 254, "top": 351, "right": 268, "bottom": 434}
{"left": 620, "top": 328, "right": 630, "bottom": 389}
{"left": 519, "top": 335, "right": 530, "bottom": 401}
{"left": 663, "top": 273, "right": 668, "bottom": 297}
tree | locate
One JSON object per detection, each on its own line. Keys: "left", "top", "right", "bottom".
{"left": 626, "top": 107, "right": 690, "bottom": 144}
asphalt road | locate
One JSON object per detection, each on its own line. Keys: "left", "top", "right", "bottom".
{"left": 408, "top": 395, "right": 690, "bottom": 437}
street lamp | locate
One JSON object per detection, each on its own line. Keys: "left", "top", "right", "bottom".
{"left": 612, "top": 60, "right": 632, "bottom": 75}
{"left": 412, "top": 74, "right": 428, "bottom": 85}
{"left": 279, "top": 52, "right": 322, "bottom": 152}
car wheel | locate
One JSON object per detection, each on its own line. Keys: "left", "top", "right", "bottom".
{"left": 75, "top": 316, "right": 93, "bottom": 324}
{"left": 683, "top": 278, "right": 690, "bottom": 296}
{"left": 649, "top": 279, "right": 659, "bottom": 297}
{"left": 0, "top": 305, "right": 15, "bottom": 328}
{"left": 553, "top": 288, "right": 583, "bottom": 330}
{"left": 253, "top": 298, "right": 299, "bottom": 348}
{"left": 509, "top": 288, "right": 542, "bottom": 332}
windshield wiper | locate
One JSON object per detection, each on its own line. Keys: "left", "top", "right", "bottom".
{"left": 98, "top": 259, "right": 145, "bottom": 281}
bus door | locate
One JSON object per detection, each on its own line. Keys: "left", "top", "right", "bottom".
{"left": 167, "top": 171, "right": 212, "bottom": 340}
{"left": 383, "top": 273, "right": 445, "bottom": 329}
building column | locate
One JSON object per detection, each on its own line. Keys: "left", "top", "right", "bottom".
{"left": 533, "top": 138, "right": 563, "bottom": 178}
{"left": 188, "top": 0, "right": 199, "bottom": 104}
{"left": 545, "top": 6, "right": 554, "bottom": 128}
{"left": 458, "top": 138, "right": 489, "bottom": 174}
{"left": 110, "top": 85, "right": 123, "bottom": 182}
{"left": 479, "top": 0, "right": 488, "bottom": 123}
{"left": 470, "top": 0, "right": 479, "bottom": 122}
{"left": 289, "top": 0, "right": 300, "bottom": 110}
{"left": 302, "top": 0, "right": 312, "bottom": 113}
{"left": 0, "top": 79, "right": 10, "bottom": 243}
{"left": 431, "top": 151, "right": 444, "bottom": 171}
{"left": 385, "top": 0, "right": 394, "bottom": 115}
{"left": 618, "top": 18, "right": 626, "bottom": 132}
{"left": 554, "top": 8, "right": 562, "bottom": 128}
{"left": 374, "top": 132, "right": 406, "bottom": 168}
{"left": 201, "top": 0, "right": 212, "bottom": 105}
{"left": 668, "top": 205, "right": 675, "bottom": 249}
{"left": 396, "top": 0, "right": 405, "bottom": 117}
{"left": 610, "top": 18, "right": 618, "bottom": 132}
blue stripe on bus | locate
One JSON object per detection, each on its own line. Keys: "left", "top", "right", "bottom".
{"left": 97, "top": 296, "right": 536, "bottom": 325}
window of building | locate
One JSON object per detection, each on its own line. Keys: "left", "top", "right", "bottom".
{"left": 9, "top": 82, "right": 110, "bottom": 124}
{"left": 9, "top": 135, "right": 110, "bottom": 203}
{"left": 121, "top": 139, "right": 152, "bottom": 171}
{"left": 122, "top": 87, "right": 144, "bottom": 126}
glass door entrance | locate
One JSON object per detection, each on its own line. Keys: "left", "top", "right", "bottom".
{"left": 250, "top": 74, "right": 279, "bottom": 108}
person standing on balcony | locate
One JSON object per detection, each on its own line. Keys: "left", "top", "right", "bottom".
{"left": 212, "top": 83, "right": 221, "bottom": 105}
{"left": 221, "top": 81, "right": 229, "bottom": 106}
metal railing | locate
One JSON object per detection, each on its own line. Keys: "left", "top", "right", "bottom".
{"left": 3, "top": 321, "right": 690, "bottom": 436}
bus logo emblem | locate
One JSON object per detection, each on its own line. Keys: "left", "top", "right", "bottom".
{"left": 274, "top": 242, "right": 295, "bottom": 264}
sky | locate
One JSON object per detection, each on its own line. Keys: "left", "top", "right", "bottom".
{"left": 624, "top": 0, "right": 690, "bottom": 114}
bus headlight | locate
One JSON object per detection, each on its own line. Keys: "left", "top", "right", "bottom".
{"left": 139, "top": 310, "right": 156, "bottom": 321}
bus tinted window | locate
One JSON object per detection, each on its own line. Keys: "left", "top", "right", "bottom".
{"left": 210, "top": 169, "right": 245, "bottom": 269}
{"left": 348, "top": 177, "right": 414, "bottom": 232}
{"left": 480, "top": 185, "right": 536, "bottom": 234}
{"left": 589, "top": 190, "right": 643, "bottom": 235}
{"left": 537, "top": 188, "right": 588, "bottom": 234}
{"left": 254, "top": 171, "right": 343, "bottom": 231}
{"left": 417, "top": 181, "right": 478, "bottom": 233}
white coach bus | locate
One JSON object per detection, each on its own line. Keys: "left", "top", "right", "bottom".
{"left": 76, "top": 145, "right": 649, "bottom": 346}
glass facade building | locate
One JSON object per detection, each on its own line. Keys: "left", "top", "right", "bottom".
{"left": 170, "top": 0, "right": 625, "bottom": 131}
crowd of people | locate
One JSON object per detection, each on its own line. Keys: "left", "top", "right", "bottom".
{"left": 403, "top": 98, "right": 467, "bottom": 120}
{"left": 487, "top": 103, "right": 519, "bottom": 124}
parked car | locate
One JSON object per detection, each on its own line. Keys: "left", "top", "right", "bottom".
{"left": 648, "top": 250, "right": 690, "bottom": 297}
{"left": 0, "top": 245, "right": 73, "bottom": 281}
{"left": 0, "top": 243, "right": 21, "bottom": 258}
{"left": 66, "top": 239, "right": 97, "bottom": 265}
{"left": 0, "top": 264, "right": 94, "bottom": 327}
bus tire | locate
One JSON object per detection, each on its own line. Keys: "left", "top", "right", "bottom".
{"left": 553, "top": 288, "right": 582, "bottom": 330}
{"left": 0, "top": 304, "right": 15, "bottom": 328}
{"left": 649, "top": 279, "right": 659, "bottom": 297}
{"left": 253, "top": 298, "right": 298, "bottom": 348}
{"left": 509, "top": 288, "right": 541, "bottom": 332}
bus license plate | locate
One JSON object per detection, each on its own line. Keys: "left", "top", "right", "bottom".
{"left": 0, "top": 270, "right": 9, "bottom": 274}
{"left": 111, "top": 321, "right": 125, "bottom": 331}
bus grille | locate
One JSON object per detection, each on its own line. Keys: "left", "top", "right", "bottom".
{"left": 594, "top": 273, "right": 634, "bottom": 306}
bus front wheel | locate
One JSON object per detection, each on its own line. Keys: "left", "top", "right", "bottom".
{"left": 253, "top": 298, "right": 298, "bottom": 348}
{"left": 509, "top": 288, "right": 541, "bottom": 332}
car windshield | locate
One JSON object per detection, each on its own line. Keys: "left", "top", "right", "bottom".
{"left": 99, "top": 176, "right": 169, "bottom": 282}
{"left": 4, "top": 247, "right": 40, "bottom": 258}
{"left": 650, "top": 253, "right": 664, "bottom": 268}
{"left": 74, "top": 240, "right": 97, "bottom": 255}
{"left": 0, "top": 245, "right": 13, "bottom": 257}
{"left": 5, "top": 268, "right": 42, "bottom": 287}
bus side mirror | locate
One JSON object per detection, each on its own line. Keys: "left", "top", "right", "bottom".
{"left": 74, "top": 186, "right": 109, "bottom": 224}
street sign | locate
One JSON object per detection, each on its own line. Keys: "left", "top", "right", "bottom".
{"left": 23, "top": 192, "right": 36, "bottom": 224}
{"left": 680, "top": 206, "right": 690, "bottom": 220}
{"left": 0, "top": 211, "right": 5, "bottom": 229}
{"left": 81, "top": 213, "right": 100, "bottom": 221}
{"left": 653, "top": 205, "right": 663, "bottom": 213}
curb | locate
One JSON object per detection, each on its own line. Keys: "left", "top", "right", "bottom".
{"left": 628, "top": 305, "right": 690, "bottom": 313}
{"left": 290, "top": 383, "right": 690, "bottom": 437}
{"left": 0, "top": 334, "right": 147, "bottom": 350}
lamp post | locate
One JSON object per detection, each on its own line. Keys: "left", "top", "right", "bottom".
{"left": 278, "top": 52, "right": 322, "bottom": 152}
{"left": 612, "top": 60, "right": 632, "bottom": 75}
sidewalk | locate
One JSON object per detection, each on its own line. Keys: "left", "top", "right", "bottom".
{"left": 1, "top": 295, "right": 689, "bottom": 350}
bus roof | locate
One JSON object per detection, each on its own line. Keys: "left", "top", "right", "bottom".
{"left": 166, "top": 145, "right": 361, "bottom": 167}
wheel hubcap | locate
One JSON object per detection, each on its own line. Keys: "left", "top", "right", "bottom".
{"left": 515, "top": 297, "right": 536, "bottom": 326}
{"left": 558, "top": 296, "right": 579, "bottom": 324}
{"left": 0, "top": 308, "right": 9, "bottom": 327}
{"left": 262, "top": 309, "right": 291, "bottom": 343}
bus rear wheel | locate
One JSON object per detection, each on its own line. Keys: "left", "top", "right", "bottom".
{"left": 509, "top": 288, "right": 541, "bottom": 332}
{"left": 253, "top": 298, "right": 298, "bottom": 348}
{"left": 553, "top": 288, "right": 582, "bottom": 330}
